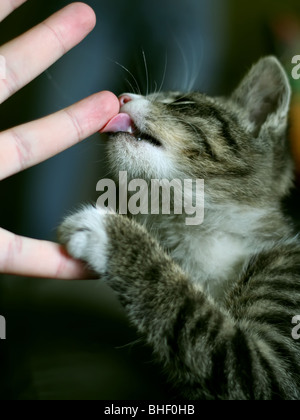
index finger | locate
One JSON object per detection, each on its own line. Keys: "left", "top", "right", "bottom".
{"left": 0, "top": 0, "right": 28, "bottom": 23}
{"left": 0, "top": 90, "right": 120, "bottom": 180}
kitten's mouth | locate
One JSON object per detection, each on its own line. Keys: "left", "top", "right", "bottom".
{"left": 100, "top": 113, "right": 162, "bottom": 147}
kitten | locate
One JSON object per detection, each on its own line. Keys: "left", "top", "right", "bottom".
{"left": 58, "top": 57, "right": 300, "bottom": 400}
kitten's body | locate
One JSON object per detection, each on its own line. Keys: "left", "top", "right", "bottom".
{"left": 59, "top": 57, "right": 300, "bottom": 399}
{"left": 138, "top": 203, "right": 293, "bottom": 300}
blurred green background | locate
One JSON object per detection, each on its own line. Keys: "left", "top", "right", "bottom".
{"left": 1, "top": 0, "right": 300, "bottom": 400}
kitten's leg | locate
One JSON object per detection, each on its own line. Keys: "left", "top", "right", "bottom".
{"left": 58, "top": 206, "right": 300, "bottom": 400}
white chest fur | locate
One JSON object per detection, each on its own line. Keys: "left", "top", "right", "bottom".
{"left": 146, "top": 205, "right": 276, "bottom": 301}
{"left": 170, "top": 230, "right": 250, "bottom": 300}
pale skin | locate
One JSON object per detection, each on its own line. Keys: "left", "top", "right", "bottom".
{"left": 0, "top": 1, "right": 120, "bottom": 279}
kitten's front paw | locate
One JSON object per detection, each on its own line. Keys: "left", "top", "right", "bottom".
{"left": 58, "top": 206, "right": 113, "bottom": 274}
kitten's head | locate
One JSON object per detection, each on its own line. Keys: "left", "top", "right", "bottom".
{"left": 103, "top": 57, "right": 293, "bottom": 207}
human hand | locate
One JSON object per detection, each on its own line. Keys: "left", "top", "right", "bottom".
{"left": 0, "top": 1, "right": 120, "bottom": 279}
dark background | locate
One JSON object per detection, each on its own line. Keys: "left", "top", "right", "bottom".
{"left": 1, "top": 0, "right": 300, "bottom": 400}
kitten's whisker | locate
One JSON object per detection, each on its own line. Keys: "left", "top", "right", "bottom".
{"left": 188, "top": 36, "right": 203, "bottom": 92}
{"left": 161, "top": 53, "right": 168, "bottom": 93}
{"left": 153, "top": 53, "right": 168, "bottom": 101}
{"left": 150, "top": 81, "right": 160, "bottom": 103}
{"left": 125, "top": 78, "right": 136, "bottom": 95}
{"left": 113, "top": 60, "right": 141, "bottom": 95}
{"left": 115, "top": 338, "right": 144, "bottom": 350}
{"left": 173, "top": 35, "right": 190, "bottom": 92}
{"left": 142, "top": 49, "right": 149, "bottom": 97}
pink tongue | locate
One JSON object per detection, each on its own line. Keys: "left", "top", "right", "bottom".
{"left": 100, "top": 113, "right": 134, "bottom": 133}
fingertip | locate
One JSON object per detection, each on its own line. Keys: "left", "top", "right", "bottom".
{"left": 98, "top": 91, "right": 121, "bottom": 119}
{"left": 58, "top": 245, "right": 92, "bottom": 280}
{"left": 66, "top": 2, "right": 97, "bottom": 33}
{"left": 60, "top": 91, "right": 120, "bottom": 142}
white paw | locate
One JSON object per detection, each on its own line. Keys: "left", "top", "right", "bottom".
{"left": 58, "top": 206, "right": 113, "bottom": 274}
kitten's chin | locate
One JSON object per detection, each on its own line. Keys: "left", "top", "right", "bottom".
{"left": 106, "top": 136, "right": 174, "bottom": 181}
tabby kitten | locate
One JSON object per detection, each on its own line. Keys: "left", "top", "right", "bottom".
{"left": 58, "top": 57, "right": 300, "bottom": 400}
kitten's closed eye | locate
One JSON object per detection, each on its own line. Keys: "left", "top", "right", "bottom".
{"left": 170, "top": 97, "right": 196, "bottom": 106}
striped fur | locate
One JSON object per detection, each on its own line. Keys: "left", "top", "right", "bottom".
{"left": 59, "top": 57, "right": 300, "bottom": 399}
{"left": 98, "top": 216, "right": 300, "bottom": 400}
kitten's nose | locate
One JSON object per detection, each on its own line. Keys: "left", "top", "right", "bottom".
{"left": 119, "top": 94, "right": 133, "bottom": 107}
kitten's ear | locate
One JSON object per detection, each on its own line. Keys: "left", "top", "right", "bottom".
{"left": 231, "top": 56, "right": 291, "bottom": 136}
